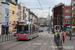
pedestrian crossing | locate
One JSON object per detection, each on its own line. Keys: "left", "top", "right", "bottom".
{"left": 39, "top": 31, "right": 54, "bottom": 38}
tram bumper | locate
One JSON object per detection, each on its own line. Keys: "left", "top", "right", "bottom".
{"left": 16, "top": 36, "right": 28, "bottom": 40}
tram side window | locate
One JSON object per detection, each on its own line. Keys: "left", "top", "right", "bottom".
{"left": 36, "top": 28, "right": 39, "bottom": 32}
{"left": 33, "top": 27, "right": 35, "bottom": 33}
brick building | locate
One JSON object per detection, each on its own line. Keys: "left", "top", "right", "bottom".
{"left": 52, "top": 3, "right": 64, "bottom": 29}
{"left": 63, "top": 6, "right": 71, "bottom": 26}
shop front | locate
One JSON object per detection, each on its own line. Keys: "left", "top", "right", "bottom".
{"left": 2, "top": 22, "right": 9, "bottom": 35}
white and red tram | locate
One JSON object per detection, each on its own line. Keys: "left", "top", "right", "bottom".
{"left": 16, "top": 21, "right": 39, "bottom": 40}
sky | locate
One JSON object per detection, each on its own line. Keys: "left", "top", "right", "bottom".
{"left": 18, "top": 0, "right": 71, "bottom": 18}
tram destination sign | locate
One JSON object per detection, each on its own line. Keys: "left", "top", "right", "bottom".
{"left": 18, "top": 22, "right": 26, "bottom": 25}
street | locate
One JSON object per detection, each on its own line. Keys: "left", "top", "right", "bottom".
{"left": 0, "top": 27, "right": 58, "bottom": 50}
{"left": 0, "top": 0, "right": 75, "bottom": 50}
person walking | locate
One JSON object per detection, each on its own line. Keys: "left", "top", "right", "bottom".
{"left": 52, "top": 28, "right": 54, "bottom": 34}
{"left": 47, "top": 27, "right": 50, "bottom": 33}
{"left": 61, "top": 31, "right": 66, "bottom": 43}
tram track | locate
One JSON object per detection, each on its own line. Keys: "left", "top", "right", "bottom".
{"left": 23, "top": 37, "right": 47, "bottom": 50}
{"left": 6, "top": 41, "right": 26, "bottom": 50}
{"left": 1, "top": 37, "right": 39, "bottom": 50}
{"left": 34, "top": 38, "right": 47, "bottom": 50}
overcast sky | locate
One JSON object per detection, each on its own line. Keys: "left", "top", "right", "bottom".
{"left": 19, "top": 0, "right": 71, "bottom": 18}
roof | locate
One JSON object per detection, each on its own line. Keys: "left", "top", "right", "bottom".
{"left": 30, "top": 11, "right": 38, "bottom": 18}
{"left": 52, "top": 2, "right": 64, "bottom": 11}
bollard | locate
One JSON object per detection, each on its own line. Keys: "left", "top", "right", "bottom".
{"left": 2, "top": 35, "right": 3, "bottom": 42}
{"left": 5, "top": 35, "right": 6, "bottom": 42}
{"left": 0, "top": 36, "right": 1, "bottom": 42}
{"left": 7, "top": 35, "right": 8, "bottom": 41}
{"left": 11, "top": 35, "right": 12, "bottom": 40}
{"left": 10, "top": 35, "right": 12, "bottom": 40}
{"left": 9, "top": 35, "right": 10, "bottom": 40}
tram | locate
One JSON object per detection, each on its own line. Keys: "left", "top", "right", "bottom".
{"left": 16, "top": 21, "right": 39, "bottom": 40}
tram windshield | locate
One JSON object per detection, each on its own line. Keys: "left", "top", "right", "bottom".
{"left": 17, "top": 25, "right": 28, "bottom": 33}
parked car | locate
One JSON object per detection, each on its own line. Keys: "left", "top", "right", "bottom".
{"left": 12, "top": 29, "right": 17, "bottom": 36}
{"left": 39, "top": 30, "right": 43, "bottom": 32}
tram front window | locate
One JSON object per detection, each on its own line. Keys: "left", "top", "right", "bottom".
{"left": 18, "top": 25, "right": 28, "bottom": 33}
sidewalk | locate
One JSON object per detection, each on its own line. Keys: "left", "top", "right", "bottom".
{"left": 62, "top": 36, "right": 75, "bottom": 50}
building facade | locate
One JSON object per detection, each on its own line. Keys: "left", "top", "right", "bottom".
{"left": 0, "top": 0, "right": 1, "bottom": 35}
{"left": 23, "top": 6, "right": 27, "bottom": 21}
{"left": 18, "top": 3, "right": 26, "bottom": 21}
{"left": 1, "top": 0, "right": 9, "bottom": 34}
{"left": 30, "top": 11, "right": 38, "bottom": 24}
{"left": 25, "top": 7, "right": 29, "bottom": 21}
{"left": 18, "top": 4, "right": 38, "bottom": 24}
{"left": 38, "top": 18, "right": 47, "bottom": 25}
{"left": 52, "top": 3, "right": 64, "bottom": 29}
{"left": 72, "top": 0, "right": 75, "bottom": 25}
{"left": 63, "top": 6, "right": 71, "bottom": 26}
{"left": 17, "top": 4, "right": 20, "bottom": 21}
{"left": 9, "top": 0, "right": 18, "bottom": 33}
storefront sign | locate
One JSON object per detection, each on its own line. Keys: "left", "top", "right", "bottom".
{"left": 2, "top": 22, "right": 7, "bottom": 25}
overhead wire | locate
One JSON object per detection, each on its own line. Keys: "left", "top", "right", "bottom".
{"left": 38, "top": 0, "right": 43, "bottom": 10}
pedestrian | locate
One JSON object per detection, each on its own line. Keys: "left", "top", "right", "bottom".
{"left": 61, "top": 31, "right": 66, "bottom": 43}
{"left": 47, "top": 27, "right": 50, "bottom": 33}
{"left": 55, "top": 29, "right": 56, "bottom": 33}
{"left": 52, "top": 28, "right": 53, "bottom": 34}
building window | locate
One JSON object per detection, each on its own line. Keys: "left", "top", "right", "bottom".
{"left": 5, "top": 8, "right": 9, "bottom": 16}
{"left": 65, "top": 20, "right": 70, "bottom": 23}
{"left": 5, "top": 17, "right": 9, "bottom": 22}
{"left": 12, "top": 11, "right": 14, "bottom": 14}
{"left": 65, "top": 15, "right": 70, "bottom": 19}
{"left": 7, "top": 13, "right": 9, "bottom": 16}
{"left": 65, "top": 9, "right": 69, "bottom": 13}
{"left": 18, "top": 5, "right": 20, "bottom": 9}
{"left": 73, "top": 4, "right": 75, "bottom": 7}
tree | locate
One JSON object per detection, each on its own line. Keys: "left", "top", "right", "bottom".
{"left": 72, "top": 8, "right": 75, "bottom": 26}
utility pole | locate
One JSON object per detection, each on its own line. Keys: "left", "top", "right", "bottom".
{"left": 57, "top": 14, "right": 59, "bottom": 29}
{"left": 49, "top": 7, "right": 50, "bottom": 25}
{"left": 70, "top": 0, "right": 72, "bottom": 40}
{"left": 49, "top": 7, "right": 50, "bottom": 17}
